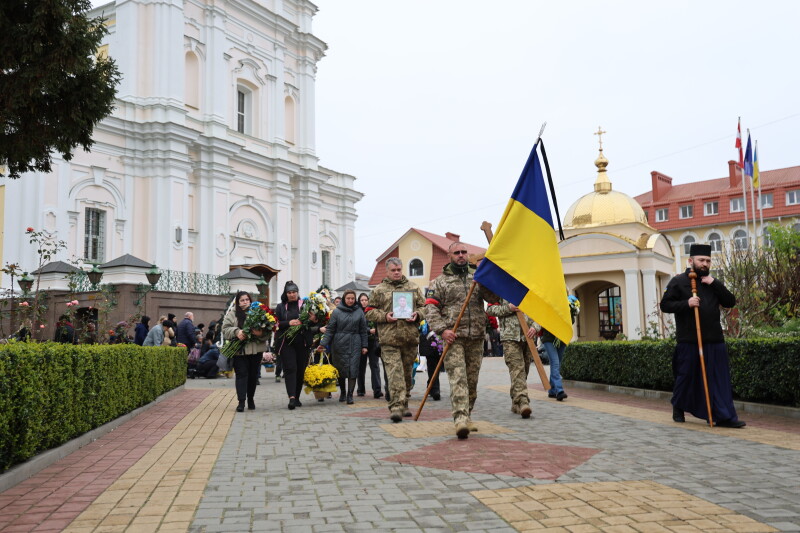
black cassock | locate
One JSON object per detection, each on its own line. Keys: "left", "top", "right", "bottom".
{"left": 672, "top": 342, "right": 739, "bottom": 423}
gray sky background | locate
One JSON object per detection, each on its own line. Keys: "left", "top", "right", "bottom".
{"left": 89, "top": 0, "right": 800, "bottom": 277}
{"left": 311, "top": 1, "right": 800, "bottom": 276}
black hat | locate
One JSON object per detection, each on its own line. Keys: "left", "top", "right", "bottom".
{"left": 284, "top": 281, "right": 299, "bottom": 293}
{"left": 689, "top": 243, "right": 712, "bottom": 257}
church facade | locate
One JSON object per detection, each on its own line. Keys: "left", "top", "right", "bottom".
{"left": 1, "top": 0, "right": 362, "bottom": 299}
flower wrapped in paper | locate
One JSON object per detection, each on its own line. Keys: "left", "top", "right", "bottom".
{"left": 284, "top": 291, "right": 330, "bottom": 343}
{"left": 221, "top": 301, "right": 278, "bottom": 358}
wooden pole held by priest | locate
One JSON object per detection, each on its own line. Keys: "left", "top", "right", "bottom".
{"left": 689, "top": 268, "right": 714, "bottom": 428}
{"left": 414, "top": 280, "right": 477, "bottom": 421}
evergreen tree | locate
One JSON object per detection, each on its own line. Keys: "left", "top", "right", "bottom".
{"left": 0, "top": 0, "right": 121, "bottom": 179}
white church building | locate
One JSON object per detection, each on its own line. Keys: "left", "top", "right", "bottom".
{"left": 2, "top": 0, "right": 361, "bottom": 298}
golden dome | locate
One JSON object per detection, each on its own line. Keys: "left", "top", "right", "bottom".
{"left": 563, "top": 134, "right": 648, "bottom": 229}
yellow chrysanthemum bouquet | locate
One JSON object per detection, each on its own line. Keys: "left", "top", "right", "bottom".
{"left": 303, "top": 352, "right": 339, "bottom": 397}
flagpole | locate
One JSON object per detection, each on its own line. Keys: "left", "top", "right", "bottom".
{"left": 738, "top": 121, "right": 750, "bottom": 249}
{"left": 740, "top": 163, "right": 750, "bottom": 247}
{"left": 747, "top": 130, "right": 758, "bottom": 248}
{"left": 757, "top": 141, "right": 764, "bottom": 244}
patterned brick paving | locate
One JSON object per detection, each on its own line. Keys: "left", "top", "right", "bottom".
{"left": 342, "top": 406, "right": 453, "bottom": 421}
{"left": 383, "top": 437, "right": 599, "bottom": 480}
{"left": 378, "top": 420, "right": 515, "bottom": 439}
{"left": 472, "top": 480, "right": 778, "bottom": 532}
{"left": 0, "top": 389, "right": 210, "bottom": 533}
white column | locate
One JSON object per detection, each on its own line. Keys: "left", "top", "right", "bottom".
{"left": 203, "top": 5, "right": 229, "bottom": 136}
{"left": 641, "top": 269, "right": 658, "bottom": 330}
{"left": 623, "top": 269, "right": 642, "bottom": 340}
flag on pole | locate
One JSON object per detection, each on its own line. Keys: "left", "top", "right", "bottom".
{"left": 736, "top": 118, "right": 744, "bottom": 169}
{"left": 753, "top": 141, "right": 760, "bottom": 189}
{"left": 744, "top": 132, "right": 753, "bottom": 179}
{"left": 473, "top": 141, "right": 572, "bottom": 345}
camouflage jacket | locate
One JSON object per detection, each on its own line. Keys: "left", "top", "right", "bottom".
{"left": 425, "top": 263, "right": 498, "bottom": 341}
{"left": 485, "top": 299, "right": 538, "bottom": 343}
{"left": 365, "top": 276, "right": 425, "bottom": 347}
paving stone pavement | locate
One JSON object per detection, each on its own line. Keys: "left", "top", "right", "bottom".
{"left": 0, "top": 358, "right": 798, "bottom": 532}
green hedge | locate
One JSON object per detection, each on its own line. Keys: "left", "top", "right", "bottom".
{"left": 0, "top": 343, "right": 186, "bottom": 473}
{"left": 562, "top": 337, "right": 800, "bottom": 407}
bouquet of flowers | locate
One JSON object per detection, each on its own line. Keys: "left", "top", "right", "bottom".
{"left": 222, "top": 301, "right": 277, "bottom": 358}
{"left": 569, "top": 295, "right": 580, "bottom": 316}
{"left": 284, "top": 291, "right": 330, "bottom": 343}
{"left": 303, "top": 352, "right": 339, "bottom": 397}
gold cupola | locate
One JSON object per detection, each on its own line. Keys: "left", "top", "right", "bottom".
{"left": 563, "top": 127, "right": 648, "bottom": 229}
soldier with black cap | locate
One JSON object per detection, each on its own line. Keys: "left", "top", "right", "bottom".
{"left": 660, "top": 242, "right": 745, "bottom": 428}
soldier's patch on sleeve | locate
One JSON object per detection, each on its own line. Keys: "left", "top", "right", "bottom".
{"left": 425, "top": 288, "right": 435, "bottom": 298}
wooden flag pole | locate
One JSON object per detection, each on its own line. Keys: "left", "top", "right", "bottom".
{"left": 413, "top": 280, "right": 477, "bottom": 421}
{"left": 480, "top": 221, "right": 550, "bottom": 390}
{"left": 689, "top": 268, "right": 714, "bottom": 428}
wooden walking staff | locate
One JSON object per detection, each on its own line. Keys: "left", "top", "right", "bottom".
{"left": 413, "top": 281, "right": 477, "bottom": 421}
{"left": 480, "top": 221, "right": 550, "bottom": 390}
{"left": 689, "top": 268, "right": 714, "bottom": 427}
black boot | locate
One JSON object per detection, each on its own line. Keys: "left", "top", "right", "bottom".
{"left": 236, "top": 401, "right": 245, "bottom": 412}
{"left": 248, "top": 398, "right": 255, "bottom": 410}
{"left": 347, "top": 378, "right": 356, "bottom": 405}
{"left": 338, "top": 378, "right": 346, "bottom": 402}
{"left": 672, "top": 406, "right": 685, "bottom": 423}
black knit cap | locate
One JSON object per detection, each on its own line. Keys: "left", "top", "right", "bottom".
{"left": 689, "top": 243, "right": 712, "bottom": 257}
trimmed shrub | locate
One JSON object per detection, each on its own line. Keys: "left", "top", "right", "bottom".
{"left": 0, "top": 343, "right": 186, "bottom": 472}
{"left": 562, "top": 338, "right": 800, "bottom": 407}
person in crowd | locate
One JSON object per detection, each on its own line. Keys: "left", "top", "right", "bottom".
{"left": 538, "top": 295, "right": 577, "bottom": 403}
{"left": 162, "top": 320, "right": 175, "bottom": 346}
{"left": 418, "top": 327, "right": 441, "bottom": 401}
{"left": 660, "top": 243, "right": 745, "bottom": 428}
{"left": 333, "top": 296, "right": 342, "bottom": 306}
{"left": 358, "top": 293, "right": 383, "bottom": 399}
{"left": 425, "top": 241, "right": 498, "bottom": 439}
{"left": 196, "top": 341, "right": 221, "bottom": 378}
{"left": 13, "top": 319, "right": 32, "bottom": 342}
{"left": 54, "top": 314, "right": 76, "bottom": 344}
{"left": 275, "top": 281, "right": 320, "bottom": 410}
{"left": 83, "top": 322, "right": 97, "bottom": 345}
{"left": 134, "top": 316, "right": 150, "bottom": 345}
{"left": 486, "top": 299, "right": 536, "bottom": 418}
{"left": 176, "top": 312, "right": 195, "bottom": 348}
{"left": 222, "top": 291, "right": 270, "bottom": 412}
{"left": 320, "top": 290, "right": 368, "bottom": 404}
{"left": 365, "top": 258, "right": 425, "bottom": 422}
{"left": 166, "top": 313, "right": 178, "bottom": 346}
{"left": 143, "top": 320, "right": 171, "bottom": 346}
{"left": 109, "top": 321, "right": 130, "bottom": 344}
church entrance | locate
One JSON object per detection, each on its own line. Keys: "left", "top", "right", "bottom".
{"left": 598, "top": 285, "right": 623, "bottom": 339}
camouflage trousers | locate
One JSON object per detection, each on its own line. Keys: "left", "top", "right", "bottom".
{"left": 381, "top": 344, "right": 416, "bottom": 414}
{"left": 443, "top": 338, "right": 483, "bottom": 425}
{"left": 502, "top": 340, "right": 531, "bottom": 408}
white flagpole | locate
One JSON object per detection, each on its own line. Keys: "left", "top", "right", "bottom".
{"left": 740, "top": 157, "right": 750, "bottom": 249}
{"left": 749, "top": 165, "right": 758, "bottom": 248}
{"left": 757, "top": 140, "right": 764, "bottom": 243}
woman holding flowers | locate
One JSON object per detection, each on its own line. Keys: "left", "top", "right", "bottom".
{"left": 222, "top": 291, "right": 272, "bottom": 412}
{"left": 275, "top": 281, "right": 321, "bottom": 410}
{"left": 320, "top": 290, "right": 368, "bottom": 404}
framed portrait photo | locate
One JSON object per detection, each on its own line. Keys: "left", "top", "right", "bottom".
{"left": 392, "top": 291, "right": 414, "bottom": 319}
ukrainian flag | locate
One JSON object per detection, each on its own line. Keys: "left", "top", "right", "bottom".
{"left": 474, "top": 141, "right": 573, "bottom": 344}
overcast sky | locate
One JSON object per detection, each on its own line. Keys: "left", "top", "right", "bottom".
{"left": 311, "top": 0, "right": 800, "bottom": 275}
{"left": 89, "top": 0, "right": 800, "bottom": 277}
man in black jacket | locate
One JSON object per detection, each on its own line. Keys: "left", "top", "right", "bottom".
{"left": 660, "top": 243, "right": 745, "bottom": 428}
{"left": 176, "top": 312, "right": 195, "bottom": 350}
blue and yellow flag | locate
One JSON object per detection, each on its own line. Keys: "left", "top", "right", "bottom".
{"left": 473, "top": 141, "right": 572, "bottom": 344}
{"left": 753, "top": 141, "right": 760, "bottom": 189}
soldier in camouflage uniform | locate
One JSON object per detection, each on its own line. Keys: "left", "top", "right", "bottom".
{"left": 486, "top": 299, "right": 538, "bottom": 418}
{"left": 365, "top": 258, "right": 425, "bottom": 422}
{"left": 425, "top": 242, "right": 497, "bottom": 439}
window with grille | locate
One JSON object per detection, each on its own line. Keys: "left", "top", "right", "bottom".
{"left": 682, "top": 235, "right": 695, "bottom": 255}
{"left": 84, "top": 208, "right": 105, "bottom": 264}
{"left": 236, "top": 90, "right": 247, "bottom": 133}
{"left": 733, "top": 229, "right": 748, "bottom": 250}
{"left": 708, "top": 233, "right": 722, "bottom": 252}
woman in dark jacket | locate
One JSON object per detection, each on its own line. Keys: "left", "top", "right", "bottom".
{"left": 222, "top": 291, "right": 270, "bottom": 412}
{"left": 275, "top": 281, "right": 319, "bottom": 410}
{"left": 134, "top": 316, "right": 150, "bottom": 346}
{"left": 358, "top": 292, "right": 382, "bottom": 398}
{"left": 320, "top": 290, "right": 368, "bottom": 404}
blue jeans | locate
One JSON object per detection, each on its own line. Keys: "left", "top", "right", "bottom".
{"left": 542, "top": 342, "right": 565, "bottom": 395}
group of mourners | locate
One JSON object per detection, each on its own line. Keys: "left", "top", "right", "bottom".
{"left": 195, "top": 240, "right": 747, "bottom": 438}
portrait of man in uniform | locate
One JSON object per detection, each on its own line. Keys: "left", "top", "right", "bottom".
{"left": 392, "top": 292, "right": 414, "bottom": 319}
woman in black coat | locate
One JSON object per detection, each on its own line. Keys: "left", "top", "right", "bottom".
{"left": 275, "top": 281, "right": 319, "bottom": 410}
{"left": 320, "top": 290, "right": 368, "bottom": 404}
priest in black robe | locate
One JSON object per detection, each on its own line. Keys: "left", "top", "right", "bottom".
{"left": 660, "top": 243, "right": 745, "bottom": 428}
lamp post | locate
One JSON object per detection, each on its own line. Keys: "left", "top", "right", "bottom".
{"left": 146, "top": 265, "right": 162, "bottom": 289}
{"left": 87, "top": 264, "right": 103, "bottom": 288}
{"left": 17, "top": 272, "right": 34, "bottom": 294}
{"left": 256, "top": 275, "right": 269, "bottom": 302}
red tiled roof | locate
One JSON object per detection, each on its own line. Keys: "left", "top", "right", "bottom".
{"left": 368, "top": 229, "right": 487, "bottom": 285}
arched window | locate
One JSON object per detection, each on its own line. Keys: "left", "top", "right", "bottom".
{"left": 321, "top": 250, "right": 331, "bottom": 288}
{"left": 185, "top": 52, "right": 200, "bottom": 109}
{"left": 792, "top": 223, "right": 800, "bottom": 233}
{"left": 284, "top": 95, "right": 296, "bottom": 144}
{"left": 682, "top": 235, "right": 695, "bottom": 255}
{"left": 708, "top": 232, "right": 722, "bottom": 252}
{"left": 597, "top": 286, "right": 623, "bottom": 340}
{"left": 409, "top": 259, "right": 423, "bottom": 277}
{"left": 733, "top": 229, "right": 748, "bottom": 250}
{"left": 762, "top": 228, "right": 774, "bottom": 248}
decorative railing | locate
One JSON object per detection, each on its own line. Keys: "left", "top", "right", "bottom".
{"left": 152, "top": 269, "right": 230, "bottom": 295}
{"left": 71, "top": 269, "right": 230, "bottom": 295}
